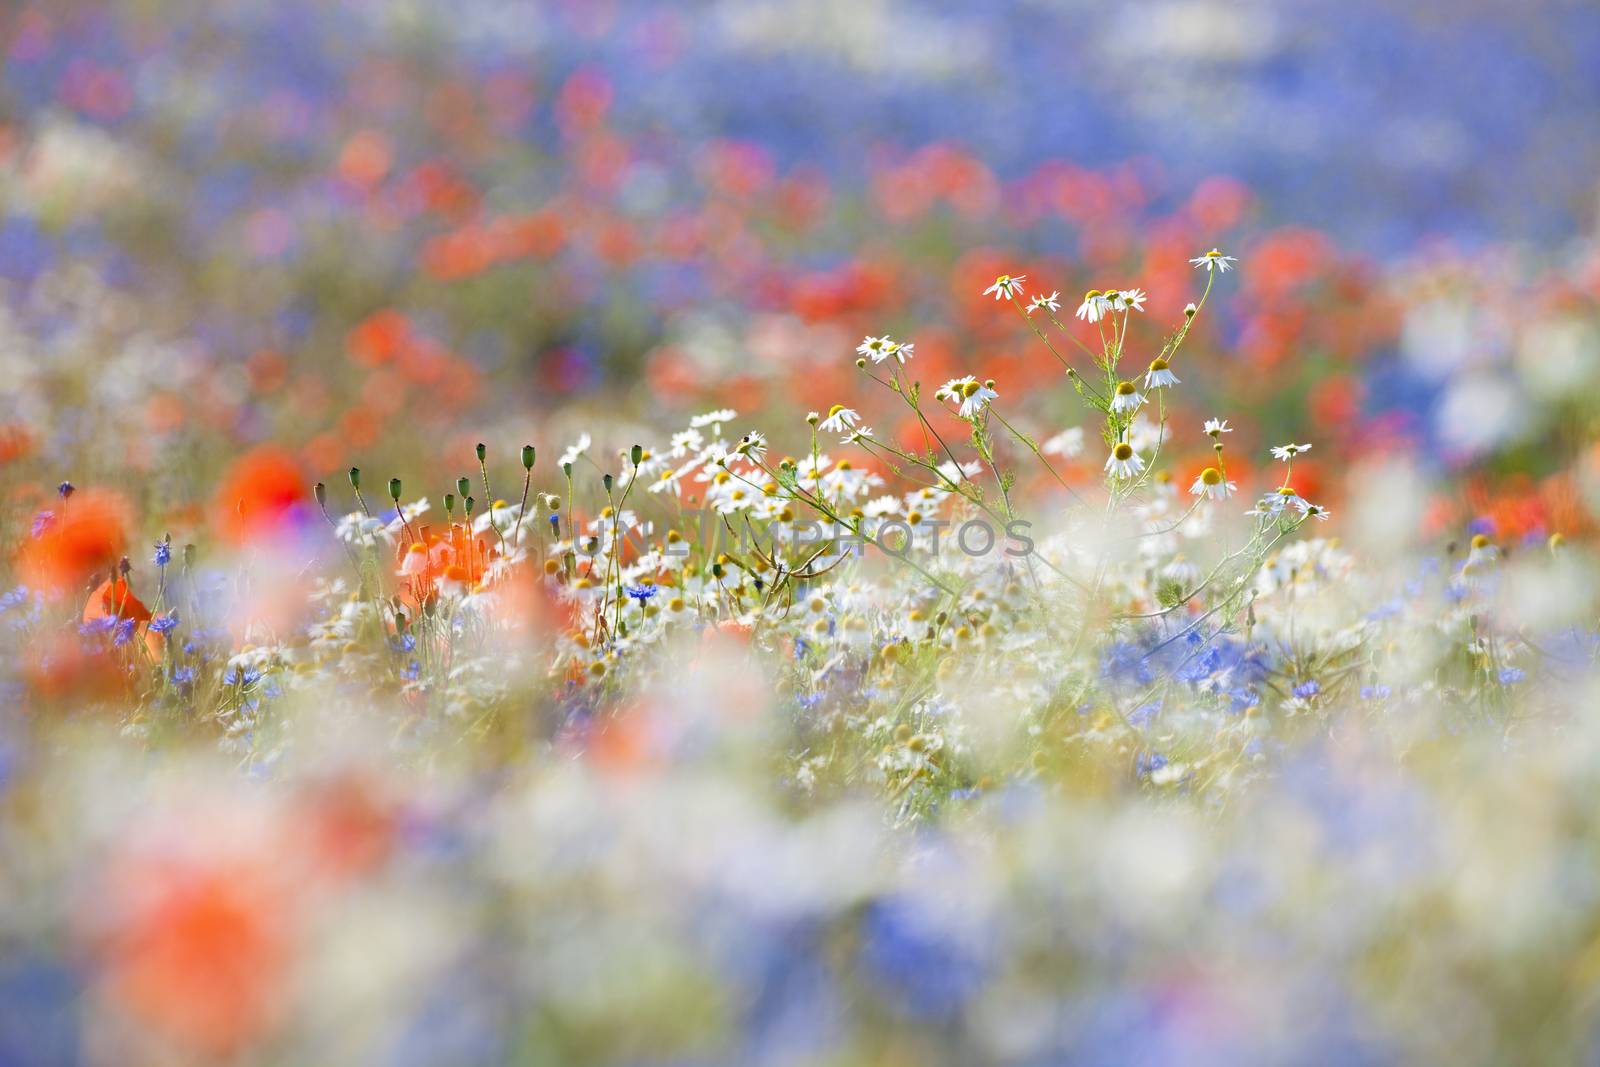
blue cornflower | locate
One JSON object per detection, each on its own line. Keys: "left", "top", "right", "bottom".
{"left": 0, "top": 587, "right": 28, "bottom": 613}
{"left": 402, "top": 660, "right": 422, "bottom": 681}
{"left": 79, "top": 616, "right": 117, "bottom": 636}
{"left": 1361, "top": 684, "right": 1392, "bottom": 701}
{"left": 1292, "top": 679, "right": 1321, "bottom": 700}
{"left": 172, "top": 666, "right": 197, "bottom": 685}
{"left": 1136, "top": 751, "right": 1169, "bottom": 778}
{"left": 56, "top": 481, "right": 74, "bottom": 499}
{"left": 548, "top": 514, "right": 561, "bottom": 535}
{"left": 30, "top": 511, "right": 54, "bottom": 538}
{"left": 1129, "top": 700, "right": 1162, "bottom": 728}
{"left": 112, "top": 618, "right": 136, "bottom": 647}
{"left": 153, "top": 540, "right": 171, "bottom": 568}
{"left": 223, "top": 667, "right": 263, "bottom": 687}
{"left": 625, "top": 584, "right": 658, "bottom": 603}
{"left": 1498, "top": 667, "right": 1526, "bottom": 686}
{"left": 149, "top": 611, "right": 180, "bottom": 635}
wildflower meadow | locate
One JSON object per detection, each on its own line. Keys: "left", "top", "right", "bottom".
{"left": 4, "top": 2, "right": 1600, "bottom": 1064}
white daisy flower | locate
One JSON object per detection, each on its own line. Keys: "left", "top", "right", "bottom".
{"left": 844, "top": 426, "right": 875, "bottom": 444}
{"left": 1249, "top": 487, "right": 1306, "bottom": 517}
{"left": 880, "top": 339, "right": 914, "bottom": 364}
{"left": 856, "top": 336, "right": 886, "bottom": 359}
{"left": 1189, "top": 467, "right": 1236, "bottom": 501}
{"left": 558, "top": 433, "right": 592, "bottom": 468}
{"left": 1110, "top": 381, "right": 1145, "bottom": 413}
{"left": 1466, "top": 532, "right": 1498, "bottom": 568}
{"left": 936, "top": 376, "right": 999, "bottom": 419}
{"left": 1270, "top": 442, "right": 1313, "bottom": 461}
{"left": 735, "top": 431, "right": 768, "bottom": 460}
{"left": 1027, "top": 291, "right": 1062, "bottom": 314}
{"left": 1204, "top": 418, "right": 1232, "bottom": 438}
{"left": 863, "top": 495, "right": 902, "bottom": 517}
{"left": 983, "top": 274, "right": 1025, "bottom": 300}
{"left": 1075, "top": 290, "right": 1110, "bottom": 323}
{"left": 819, "top": 405, "right": 860, "bottom": 433}
{"left": 668, "top": 428, "right": 704, "bottom": 457}
{"left": 1116, "top": 287, "right": 1148, "bottom": 312}
{"left": 1144, "top": 358, "right": 1180, "bottom": 389}
{"left": 935, "top": 459, "right": 984, "bottom": 487}
{"left": 649, "top": 467, "right": 685, "bottom": 494}
{"left": 691, "top": 409, "right": 738, "bottom": 435}
{"left": 1190, "top": 248, "right": 1237, "bottom": 272}
{"left": 1042, "top": 427, "right": 1085, "bottom": 458}
{"left": 1104, "top": 441, "right": 1145, "bottom": 480}
{"left": 1296, "top": 500, "right": 1332, "bottom": 521}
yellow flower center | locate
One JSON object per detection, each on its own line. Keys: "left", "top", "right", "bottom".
{"left": 1116, "top": 382, "right": 1136, "bottom": 396}
{"left": 1113, "top": 443, "right": 1134, "bottom": 461}
{"left": 1201, "top": 467, "right": 1223, "bottom": 486}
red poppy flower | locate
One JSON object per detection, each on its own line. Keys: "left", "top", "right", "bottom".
{"left": 213, "top": 446, "right": 307, "bottom": 546}
{"left": 14, "top": 488, "right": 130, "bottom": 599}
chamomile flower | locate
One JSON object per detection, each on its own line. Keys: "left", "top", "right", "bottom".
{"left": 1111, "top": 381, "right": 1145, "bottom": 413}
{"left": 1271, "top": 443, "right": 1313, "bottom": 461}
{"left": 648, "top": 467, "right": 685, "bottom": 494}
{"left": 1204, "top": 418, "right": 1232, "bottom": 438}
{"left": 934, "top": 459, "right": 984, "bottom": 488}
{"left": 1190, "top": 248, "right": 1237, "bottom": 272}
{"left": 668, "top": 428, "right": 704, "bottom": 457}
{"left": 1115, "top": 288, "right": 1148, "bottom": 312}
{"left": 691, "top": 408, "right": 738, "bottom": 434}
{"left": 1075, "top": 290, "right": 1110, "bottom": 323}
{"left": 843, "top": 426, "right": 875, "bottom": 444}
{"left": 1144, "top": 358, "right": 1180, "bottom": 389}
{"left": 881, "top": 339, "right": 914, "bottom": 364}
{"left": 735, "top": 431, "right": 768, "bottom": 460}
{"left": 1466, "top": 533, "right": 1499, "bottom": 569}
{"left": 557, "top": 433, "right": 592, "bottom": 468}
{"left": 1105, "top": 441, "right": 1145, "bottom": 480}
{"left": 1042, "top": 427, "right": 1085, "bottom": 458}
{"left": 819, "top": 405, "right": 860, "bottom": 433}
{"left": 1189, "top": 467, "right": 1236, "bottom": 501}
{"left": 1249, "top": 486, "right": 1306, "bottom": 517}
{"left": 1027, "top": 291, "right": 1062, "bottom": 314}
{"left": 936, "top": 376, "right": 999, "bottom": 419}
{"left": 856, "top": 336, "right": 886, "bottom": 359}
{"left": 1296, "top": 500, "right": 1332, "bottom": 521}
{"left": 983, "top": 274, "right": 1025, "bottom": 300}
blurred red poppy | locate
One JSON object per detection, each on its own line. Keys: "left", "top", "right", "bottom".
{"left": 213, "top": 446, "right": 307, "bottom": 546}
{"left": 15, "top": 488, "right": 130, "bottom": 599}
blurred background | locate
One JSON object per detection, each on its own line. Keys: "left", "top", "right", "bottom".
{"left": 2, "top": 0, "right": 1599, "bottom": 537}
